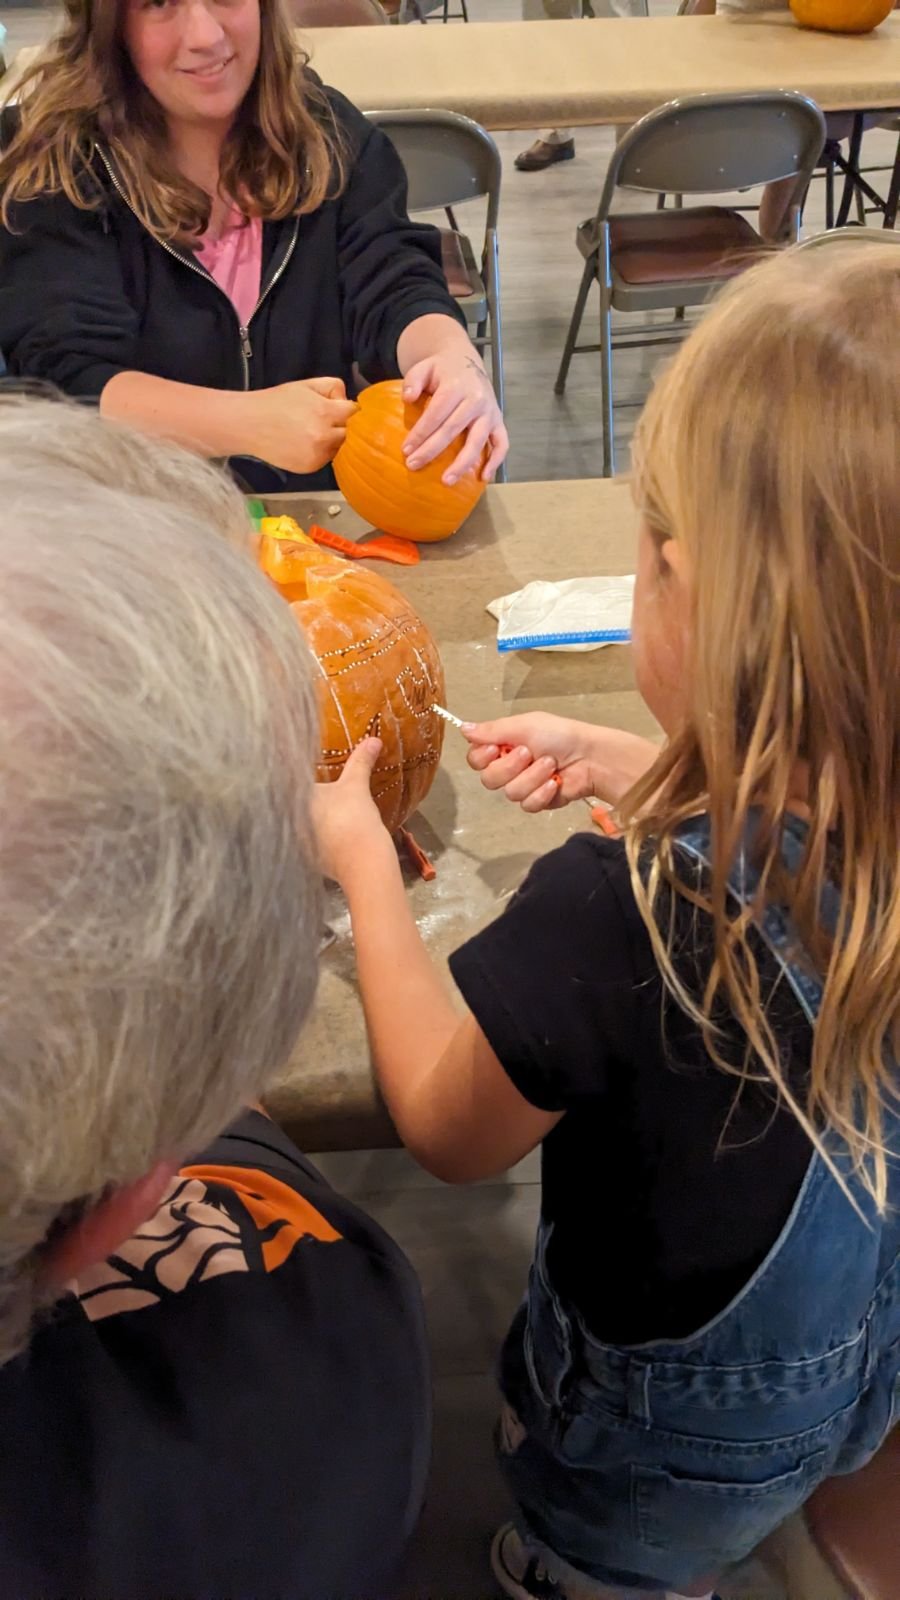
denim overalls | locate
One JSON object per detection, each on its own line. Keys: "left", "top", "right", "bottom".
{"left": 497, "top": 815, "right": 900, "bottom": 1594}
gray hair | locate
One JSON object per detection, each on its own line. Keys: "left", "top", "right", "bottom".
{"left": 0, "top": 397, "right": 321, "bottom": 1362}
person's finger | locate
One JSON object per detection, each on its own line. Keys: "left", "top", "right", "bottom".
{"left": 445, "top": 416, "right": 492, "bottom": 485}
{"left": 407, "top": 400, "right": 477, "bottom": 470}
{"left": 461, "top": 719, "right": 523, "bottom": 748}
{"left": 402, "top": 389, "right": 460, "bottom": 458}
{"left": 481, "top": 424, "right": 509, "bottom": 483}
{"left": 520, "top": 777, "right": 565, "bottom": 814}
{"left": 478, "top": 745, "right": 533, "bottom": 792}
{"left": 502, "top": 755, "right": 559, "bottom": 805}
{"left": 306, "top": 376, "right": 348, "bottom": 400}
{"left": 323, "top": 397, "right": 359, "bottom": 423}
{"left": 466, "top": 742, "right": 500, "bottom": 773}
{"left": 339, "top": 737, "right": 383, "bottom": 785}
{"left": 401, "top": 362, "right": 433, "bottom": 405}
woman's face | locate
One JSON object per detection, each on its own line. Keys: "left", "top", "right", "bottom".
{"left": 123, "top": 0, "right": 261, "bottom": 131}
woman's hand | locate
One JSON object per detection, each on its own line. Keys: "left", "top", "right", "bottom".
{"left": 397, "top": 314, "right": 508, "bottom": 483}
{"left": 463, "top": 715, "right": 660, "bottom": 814}
{"left": 401, "top": 353, "right": 507, "bottom": 483}
{"left": 245, "top": 378, "right": 358, "bottom": 475}
{"left": 313, "top": 738, "right": 394, "bottom": 888}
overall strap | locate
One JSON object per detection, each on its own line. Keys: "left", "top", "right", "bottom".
{"left": 672, "top": 813, "right": 833, "bottom": 1029}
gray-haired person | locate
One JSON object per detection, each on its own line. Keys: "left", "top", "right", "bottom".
{"left": 0, "top": 397, "right": 429, "bottom": 1599}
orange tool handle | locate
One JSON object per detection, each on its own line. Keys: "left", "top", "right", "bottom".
{"left": 588, "top": 803, "right": 620, "bottom": 837}
{"left": 309, "top": 524, "right": 419, "bottom": 567}
{"left": 497, "top": 743, "right": 563, "bottom": 789}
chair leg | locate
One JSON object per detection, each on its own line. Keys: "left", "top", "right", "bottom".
{"left": 555, "top": 260, "right": 595, "bottom": 395}
{"left": 482, "top": 234, "right": 507, "bottom": 482}
{"left": 599, "top": 287, "right": 615, "bottom": 479}
{"left": 825, "top": 156, "right": 835, "bottom": 230}
{"left": 836, "top": 114, "right": 864, "bottom": 229}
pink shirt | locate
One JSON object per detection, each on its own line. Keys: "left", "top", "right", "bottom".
{"left": 197, "top": 207, "right": 263, "bottom": 330}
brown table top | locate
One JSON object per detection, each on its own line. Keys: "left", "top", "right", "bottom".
{"left": 300, "top": 11, "right": 900, "bottom": 128}
{"left": 262, "top": 477, "right": 658, "bottom": 1151}
{"left": 6, "top": 14, "right": 900, "bottom": 123}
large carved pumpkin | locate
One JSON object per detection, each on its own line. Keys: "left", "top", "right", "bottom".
{"left": 258, "top": 526, "right": 446, "bottom": 834}
{"left": 333, "top": 380, "right": 487, "bottom": 543}
{"left": 790, "top": 0, "right": 893, "bottom": 30}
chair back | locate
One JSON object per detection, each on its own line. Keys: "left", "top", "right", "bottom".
{"left": 798, "top": 224, "right": 900, "bottom": 251}
{"left": 366, "top": 109, "right": 501, "bottom": 228}
{"left": 290, "top": 0, "right": 386, "bottom": 24}
{"left": 368, "top": 106, "right": 499, "bottom": 225}
{"left": 598, "top": 92, "right": 825, "bottom": 215}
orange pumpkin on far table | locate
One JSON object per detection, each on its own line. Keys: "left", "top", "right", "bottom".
{"left": 258, "top": 525, "right": 445, "bottom": 834}
{"left": 333, "top": 380, "right": 487, "bottom": 543}
{"left": 789, "top": 0, "right": 894, "bottom": 31}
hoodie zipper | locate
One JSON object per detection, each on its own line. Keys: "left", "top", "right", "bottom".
{"left": 96, "top": 148, "right": 299, "bottom": 389}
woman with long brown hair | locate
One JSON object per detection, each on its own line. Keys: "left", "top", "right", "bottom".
{"left": 0, "top": 0, "right": 508, "bottom": 490}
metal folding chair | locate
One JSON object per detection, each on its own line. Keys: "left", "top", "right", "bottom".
{"left": 555, "top": 91, "right": 825, "bottom": 476}
{"left": 366, "top": 109, "right": 506, "bottom": 478}
{"left": 797, "top": 223, "right": 900, "bottom": 251}
{"left": 719, "top": 1427, "right": 900, "bottom": 1600}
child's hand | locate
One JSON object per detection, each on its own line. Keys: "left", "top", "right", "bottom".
{"left": 463, "top": 715, "right": 660, "bottom": 814}
{"left": 312, "top": 738, "right": 393, "bottom": 886}
{"left": 462, "top": 713, "right": 595, "bottom": 813}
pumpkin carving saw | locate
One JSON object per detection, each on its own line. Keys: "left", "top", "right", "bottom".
{"left": 258, "top": 528, "right": 446, "bottom": 836}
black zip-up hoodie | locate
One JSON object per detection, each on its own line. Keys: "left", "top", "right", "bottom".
{"left": 0, "top": 83, "right": 465, "bottom": 489}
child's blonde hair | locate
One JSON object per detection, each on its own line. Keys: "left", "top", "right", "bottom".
{"left": 627, "top": 241, "right": 900, "bottom": 1210}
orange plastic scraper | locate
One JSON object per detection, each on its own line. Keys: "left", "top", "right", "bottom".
{"left": 309, "top": 524, "right": 420, "bottom": 566}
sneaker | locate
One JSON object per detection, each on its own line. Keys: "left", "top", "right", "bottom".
{"left": 514, "top": 137, "right": 576, "bottom": 172}
{"left": 491, "top": 1523, "right": 567, "bottom": 1600}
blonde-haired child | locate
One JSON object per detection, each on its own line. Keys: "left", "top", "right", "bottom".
{"left": 314, "top": 239, "right": 900, "bottom": 1599}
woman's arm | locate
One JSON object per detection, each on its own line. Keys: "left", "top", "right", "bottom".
{"left": 333, "top": 99, "right": 509, "bottom": 479}
{"left": 313, "top": 742, "right": 560, "bottom": 1182}
{"left": 0, "top": 193, "right": 140, "bottom": 398}
{"left": 101, "top": 372, "right": 357, "bottom": 473}
{"left": 0, "top": 194, "right": 355, "bottom": 470}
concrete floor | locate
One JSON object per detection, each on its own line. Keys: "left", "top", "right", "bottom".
{"left": 1, "top": 5, "right": 892, "bottom": 1594}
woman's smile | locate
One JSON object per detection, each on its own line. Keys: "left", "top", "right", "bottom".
{"left": 178, "top": 53, "right": 236, "bottom": 81}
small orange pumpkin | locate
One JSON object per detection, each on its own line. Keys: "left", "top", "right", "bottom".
{"left": 790, "top": 0, "right": 894, "bottom": 32}
{"left": 333, "top": 380, "right": 487, "bottom": 543}
{"left": 258, "top": 525, "right": 445, "bottom": 834}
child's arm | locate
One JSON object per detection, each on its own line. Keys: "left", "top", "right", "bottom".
{"left": 313, "top": 741, "right": 561, "bottom": 1183}
{"left": 462, "top": 713, "right": 660, "bottom": 814}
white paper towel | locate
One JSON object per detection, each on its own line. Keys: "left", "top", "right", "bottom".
{"left": 488, "top": 575, "right": 635, "bottom": 653}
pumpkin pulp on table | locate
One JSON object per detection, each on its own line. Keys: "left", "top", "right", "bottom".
{"left": 258, "top": 527, "right": 446, "bottom": 835}
{"left": 333, "top": 380, "right": 487, "bottom": 543}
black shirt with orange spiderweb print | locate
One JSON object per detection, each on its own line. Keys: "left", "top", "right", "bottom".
{"left": 0, "top": 1113, "right": 430, "bottom": 1600}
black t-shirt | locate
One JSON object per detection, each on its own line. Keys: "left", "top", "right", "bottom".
{"left": 450, "top": 831, "right": 814, "bottom": 1345}
{"left": 0, "top": 1114, "right": 429, "bottom": 1600}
